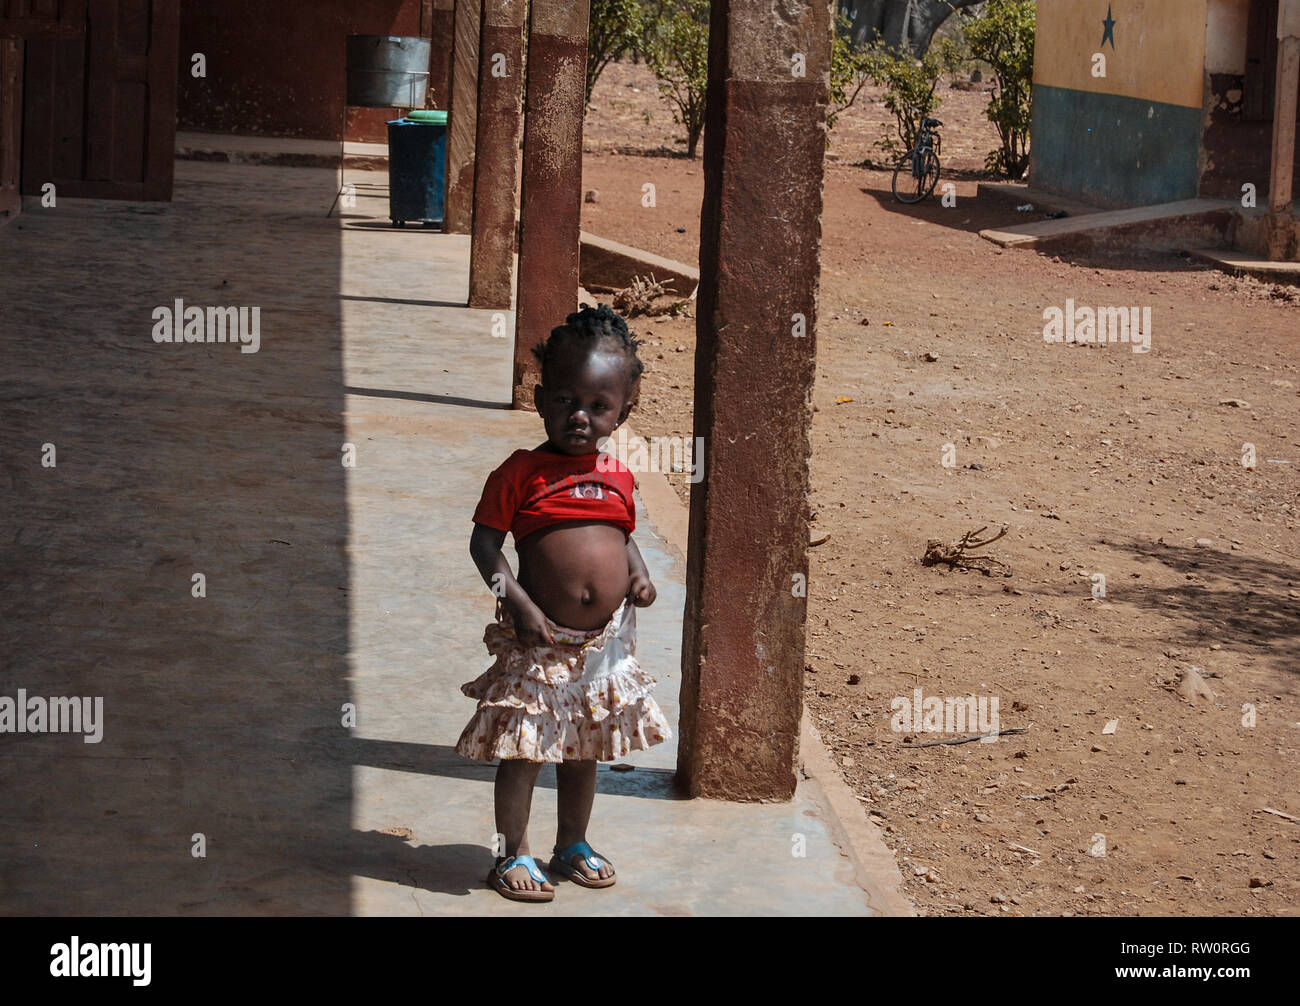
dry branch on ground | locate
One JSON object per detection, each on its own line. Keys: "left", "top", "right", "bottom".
{"left": 922, "top": 525, "right": 1012, "bottom": 576}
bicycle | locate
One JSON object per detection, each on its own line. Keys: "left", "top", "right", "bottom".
{"left": 891, "top": 111, "right": 942, "bottom": 204}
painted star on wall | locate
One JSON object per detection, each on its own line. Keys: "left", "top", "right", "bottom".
{"left": 1101, "top": 4, "right": 1117, "bottom": 49}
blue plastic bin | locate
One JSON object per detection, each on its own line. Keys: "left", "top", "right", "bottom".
{"left": 387, "top": 112, "right": 447, "bottom": 227}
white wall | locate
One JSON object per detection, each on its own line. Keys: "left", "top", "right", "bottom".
{"left": 1206, "top": 0, "right": 1251, "bottom": 73}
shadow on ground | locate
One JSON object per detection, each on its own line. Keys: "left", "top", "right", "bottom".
{"left": 1109, "top": 537, "right": 1300, "bottom": 665}
{"left": 0, "top": 163, "right": 353, "bottom": 914}
{"left": 857, "top": 179, "right": 1242, "bottom": 277}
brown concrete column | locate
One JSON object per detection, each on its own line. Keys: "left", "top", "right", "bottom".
{"left": 511, "top": 0, "right": 591, "bottom": 407}
{"left": 425, "top": 0, "right": 457, "bottom": 110}
{"left": 1270, "top": 0, "right": 1300, "bottom": 212}
{"left": 676, "top": 0, "right": 831, "bottom": 800}
{"left": 1266, "top": 0, "right": 1300, "bottom": 259}
{"left": 468, "top": 0, "right": 526, "bottom": 309}
{"left": 443, "top": 0, "right": 483, "bottom": 234}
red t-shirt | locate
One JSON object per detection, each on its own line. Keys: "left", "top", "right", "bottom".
{"left": 472, "top": 448, "right": 636, "bottom": 543}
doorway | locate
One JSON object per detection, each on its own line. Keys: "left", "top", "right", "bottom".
{"left": 1, "top": 0, "right": 178, "bottom": 204}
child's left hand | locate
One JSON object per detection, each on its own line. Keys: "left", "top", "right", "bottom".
{"left": 627, "top": 572, "right": 656, "bottom": 607}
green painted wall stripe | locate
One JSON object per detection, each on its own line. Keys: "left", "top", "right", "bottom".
{"left": 1030, "top": 84, "right": 1202, "bottom": 207}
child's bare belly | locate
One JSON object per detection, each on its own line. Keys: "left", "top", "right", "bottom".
{"left": 517, "top": 521, "right": 630, "bottom": 631}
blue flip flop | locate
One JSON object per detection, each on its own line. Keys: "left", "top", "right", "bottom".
{"left": 549, "top": 841, "right": 616, "bottom": 889}
{"left": 488, "top": 854, "right": 555, "bottom": 902}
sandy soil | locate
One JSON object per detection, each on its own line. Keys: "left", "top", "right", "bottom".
{"left": 580, "top": 61, "right": 1300, "bottom": 916}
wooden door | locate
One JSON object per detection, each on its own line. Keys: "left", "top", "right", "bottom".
{"left": 8, "top": 0, "right": 178, "bottom": 201}
{"left": 1246, "top": 0, "right": 1280, "bottom": 122}
{"left": 0, "top": 0, "right": 83, "bottom": 39}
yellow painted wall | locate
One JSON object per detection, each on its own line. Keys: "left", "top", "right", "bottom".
{"left": 1034, "top": 0, "right": 1208, "bottom": 109}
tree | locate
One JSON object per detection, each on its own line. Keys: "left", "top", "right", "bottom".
{"left": 963, "top": 0, "right": 1034, "bottom": 178}
{"left": 647, "top": 0, "right": 710, "bottom": 158}
{"left": 866, "top": 35, "right": 965, "bottom": 159}
{"left": 587, "top": 0, "right": 643, "bottom": 107}
{"left": 829, "top": 14, "right": 875, "bottom": 132}
{"left": 838, "top": 0, "right": 984, "bottom": 57}
{"left": 831, "top": 16, "right": 966, "bottom": 141}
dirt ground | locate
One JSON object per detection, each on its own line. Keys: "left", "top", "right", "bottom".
{"left": 581, "top": 61, "right": 1300, "bottom": 916}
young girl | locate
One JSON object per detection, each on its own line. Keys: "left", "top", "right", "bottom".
{"left": 458, "top": 304, "right": 672, "bottom": 903}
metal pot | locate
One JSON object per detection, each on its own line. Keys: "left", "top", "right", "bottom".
{"left": 346, "top": 35, "right": 431, "bottom": 108}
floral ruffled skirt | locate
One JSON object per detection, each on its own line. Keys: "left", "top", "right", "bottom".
{"left": 456, "top": 598, "right": 672, "bottom": 763}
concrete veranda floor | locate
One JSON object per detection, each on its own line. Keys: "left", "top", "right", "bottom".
{"left": 0, "top": 161, "right": 878, "bottom": 916}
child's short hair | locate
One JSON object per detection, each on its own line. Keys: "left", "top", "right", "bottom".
{"left": 531, "top": 304, "right": 644, "bottom": 389}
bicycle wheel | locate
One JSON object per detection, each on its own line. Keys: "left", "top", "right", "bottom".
{"left": 920, "top": 151, "right": 941, "bottom": 199}
{"left": 892, "top": 151, "right": 936, "bottom": 204}
{"left": 894, "top": 153, "right": 925, "bottom": 202}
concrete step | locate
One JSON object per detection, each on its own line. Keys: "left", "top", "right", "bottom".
{"left": 976, "top": 182, "right": 1104, "bottom": 219}
{"left": 579, "top": 231, "right": 699, "bottom": 297}
{"left": 1187, "top": 247, "right": 1300, "bottom": 285}
{"left": 175, "top": 130, "right": 389, "bottom": 170}
{"left": 980, "top": 198, "right": 1238, "bottom": 253}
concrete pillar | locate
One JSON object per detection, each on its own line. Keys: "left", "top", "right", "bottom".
{"left": 1266, "top": 0, "right": 1300, "bottom": 259}
{"left": 676, "top": 0, "right": 831, "bottom": 800}
{"left": 444, "top": 0, "right": 482, "bottom": 234}
{"left": 1269, "top": 0, "right": 1300, "bottom": 212}
{"left": 425, "top": 0, "right": 457, "bottom": 110}
{"left": 511, "top": 1, "right": 590, "bottom": 407}
{"left": 468, "top": 0, "right": 526, "bottom": 309}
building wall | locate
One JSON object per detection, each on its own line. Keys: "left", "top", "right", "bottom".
{"left": 1031, "top": 0, "right": 1209, "bottom": 206}
{"left": 1207, "top": 0, "right": 1252, "bottom": 73}
{"left": 1201, "top": 0, "right": 1259, "bottom": 199}
{"left": 177, "top": 0, "right": 432, "bottom": 141}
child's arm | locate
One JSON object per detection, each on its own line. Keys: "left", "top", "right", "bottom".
{"left": 626, "top": 535, "right": 656, "bottom": 607}
{"left": 469, "top": 523, "right": 554, "bottom": 645}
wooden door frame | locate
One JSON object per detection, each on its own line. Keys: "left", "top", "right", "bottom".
{"left": 1, "top": 38, "right": 22, "bottom": 222}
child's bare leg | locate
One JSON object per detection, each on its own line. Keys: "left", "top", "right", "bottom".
{"left": 494, "top": 759, "right": 552, "bottom": 892}
{"left": 555, "top": 760, "right": 615, "bottom": 881}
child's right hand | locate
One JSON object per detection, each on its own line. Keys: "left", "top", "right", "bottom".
{"left": 506, "top": 597, "right": 555, "bottom": 648}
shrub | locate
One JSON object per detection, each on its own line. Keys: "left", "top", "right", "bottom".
{"left": 646, "top": 0, "right": 710, "bottom": 158}
{"left": 864, "top": 35, "right": 964, "bottom": 161}
{"left": 829, "top": 14, "right": 874, "bottom": 133}
{"left": 962, "top": 0, "right": 1035, "bottom": 178}
{"left": 587, "top": 0, "right": 644, "bottom": 107}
